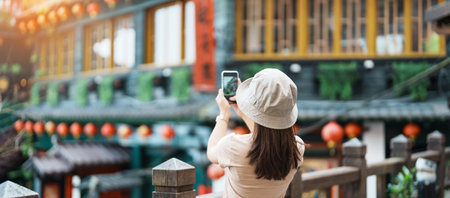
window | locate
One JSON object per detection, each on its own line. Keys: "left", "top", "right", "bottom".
{"left": 274, "top": 0, "right": 297, "bottom": 54}
{"left": 39, "top": 31, "right": 74, "bottom": 78}
{"left": 376, "top": 0, "right": 405, "bottom": 54}
{"left": 411, "top": 0, "right": 441, "bottom": 53}
{"left": 308, "top": 0, "right": 334, "bottom": 54}
{"left": 341, "top": 0, "right": 367, "bottom": 53}
{"left": 241, "top": 0, "right": 265, "bottom": 53}
{"left": 84, "top": 14, "right": 135, "bottom": 72}
{"left": 146, "top": 0, "right": 196, "bottom": 67}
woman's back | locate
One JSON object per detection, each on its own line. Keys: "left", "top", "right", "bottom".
{"left": 216, "top": 133, "right": 305, "bottom": 198}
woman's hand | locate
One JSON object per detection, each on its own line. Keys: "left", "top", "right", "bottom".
{"left": 216, "top": 89, "right": 231, "bottom": 120}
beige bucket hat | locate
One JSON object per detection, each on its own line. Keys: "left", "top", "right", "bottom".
{"left": 236, "top": 68, "right": 298, "bottom": 129}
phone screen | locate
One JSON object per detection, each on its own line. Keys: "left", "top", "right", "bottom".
{"left": 223, "top": 73, "right": 238, "bottom": 98}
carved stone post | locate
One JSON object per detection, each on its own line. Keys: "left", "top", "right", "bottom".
{"left": 427, "top": 131, "right": 445, "bottom": 198}
{"left": 342, "top": 138, "right": 367, "bottom": 198}
{"left": 390, "top": 134, "right": 412, "bottom": 168}
{"left": 0, "top": 180, "right": 39, "bottom": 198}
{"left": 152, "top": 158, "right": 196, "bottom": 198}
{"left": 284, "top": 168, "right": 302, "bottom": 198}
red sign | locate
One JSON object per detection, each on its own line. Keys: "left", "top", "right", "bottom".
{"left": 193, "top": 0, "right": 216, "bottom": 92}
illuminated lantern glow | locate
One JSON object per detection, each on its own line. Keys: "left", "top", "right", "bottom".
{"left": 71, "top": 3, "right": 84, "bottom": 18}
{"left": 33, "top": 121, "right": 45, "bottom": 136}
{"left": 37, "top": 14, "right": 46, "bottom": 26}
{"left": 101, "top": 123, "right": 116, "bottom": 138}
{"left": 233, "top": 126, "right": 249, "bottom": 135}
{"left": 26, "top": 20, "right": 37, "bottom": 34}
{"left": 207, "top": 164, "right": 225, "bottom": 180}
{"left": 403, "top": 123, "right": 421, "bottom": 141}
{"left": 344, "top": 122, "right": 362, "bottom": 139}
{"left": 197, "top": 185, "right": 212, "bottom": 195}
{"left": 104, "top": 0, "right": 119, "bottom": 8}
{"left": 24, "top": 121, "right": 33, "bottom": 134}
{"left": 18, "top": 21, "right": 27, "bottom": 34}
{"left": 160, "top": 124, "right": 175, "bottom": 140}
{"left": 14, "top": 120, "right": 24, "bottom": 132}
{"left": 84, "top": 122, "right": 97, "bottom": 138}
{"left": 137, "top": 125, "right": 152, "bottom": 139}
{"left": 57, "top": 6, "right": 69, "bottom": 21}
{"left": 70, "top": 122, "right": 83, "bottom": 139}
{"left": 47, "top": 10, "right": 58, "bottom": 24}
{"left": 56, "top": 123, "right": 69, "bottom": 137}
{"left": 86, "top": 2, "right": 101, "bottom": 18}
{"left": 45, "top": 121, "right": 56, "bottom": 135}
{"left": 321, "top": 121, "right": 344, "bottom": 148}
{"left": 118, "top": 125, "right": 132, "bottom": 139}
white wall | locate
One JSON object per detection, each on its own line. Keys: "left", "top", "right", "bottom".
{"left": 362, "top": 122, "right": 385, "bottom": 198}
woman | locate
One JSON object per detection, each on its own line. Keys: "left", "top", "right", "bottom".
{"left": 207, "top": 68, "right": 305, "bottom": 198}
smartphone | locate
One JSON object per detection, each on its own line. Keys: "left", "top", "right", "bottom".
{"left": 221, "top": 70, "right": 239, "bottom": 103}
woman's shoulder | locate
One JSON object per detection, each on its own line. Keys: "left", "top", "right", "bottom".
{"left": 294, "top": 135, "right": 305, "bottom": 153}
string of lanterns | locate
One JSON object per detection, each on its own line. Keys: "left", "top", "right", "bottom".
{"left": 15, "top": 0, "right": 125, "bottom": 35}
{"left": 13, "top": 119, "right": 175, "bottom": 140}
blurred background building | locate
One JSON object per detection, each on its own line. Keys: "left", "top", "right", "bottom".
{"left": 0, "top": 0, "right": 449, "bottom": 198}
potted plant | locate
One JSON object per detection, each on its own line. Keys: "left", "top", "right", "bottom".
{"left": 387, "top": 166, "right": 417, "bottom": 198}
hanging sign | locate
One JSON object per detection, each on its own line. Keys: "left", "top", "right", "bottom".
{"left": 193, "top": 0, "right": 216, "bottom": 92}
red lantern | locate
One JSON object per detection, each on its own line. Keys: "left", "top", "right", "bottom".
{"left": 45, "top": 121, "right": 56, "bottom": 135}
{"left": 403, "top": 123, "right": 420, "bottom": 140}
{"left": 344, "top": 122, "right": 361, "bottom": 139}
{"left": 71, "top": 3, "right": 84, "bottom": 18}
{"left": 160, "top": 124, "right": 175, "bottom": 140}
{"left": 118, "top": 125, "right": 132, "bottom": 139}
{"left": 57, "top": 123, "right": 69, "bottom": 137}
{"left": 47, "top": 10, "right": 58, "bottom": 24}
{"left": 84, "top": 122, "right": 97, "bottom": 138}
{"left": 197, "top": 185, "right": 212, "bottom": 195}
{"left": 101, "top": 123, "right": 115, "bottom": 138}
{"left": 33, "top": 121, "right": 45, "bottom": 136}
{"left": 233, "top": 126, "right": 249, "bottom": 135}
{"left": 321, "top": 121, "right": 344, "bottom": 148}
{"left": 137, "top": 125, "right": 152, "bottom": 139}
{"left": 207, "top": 164, "right": 225, "bottom": 180}
{"left": 86, "top": 2, "right": 101, "bottom": 18}
{"left": 14, "top": 120, "right": 24, "bottom": 132}
{"left": 24, "top": 121, "right": 33, "bottom": 134}
{"left": 27, "top": 19, "right": 37, "bottom": 33}
{"left": 57, "top": 6, "right": 69, "bottom": 21}
{"left": 37, "top": 14, "right": 46, "bottom": 26}
{"left": 18, "top": 21, "right": 27, "bottom": 34}
{"left": 104, "top": 0, "right": 118, "bottom": 8}
{"left": 70, "top": 122, "right": 83, "bottom": 139}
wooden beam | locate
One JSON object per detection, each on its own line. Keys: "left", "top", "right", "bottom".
{"left": 146, "top": 8, "right": 155, "bottom": 63}
{"left": 302, "top": 166, "right": 359, "bottom": 192}
{"left": 333, "top": 0, "right": 342, "bottom": 54}
{"left": 298, "top": 0, "right": 308, "bottom": 55}
{"left": 181, "top": 1, "right": 186, "bottom": 61}
{"left": 367, "top": 0, "right": 377, "bottom": 55}
{"left": 404, "top": 0, "right": 412, "bottom": 54}
{"left": 265, "top": 0, "right": 274, "bottom": 54}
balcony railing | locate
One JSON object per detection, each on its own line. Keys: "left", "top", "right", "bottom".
{"left": 151, "top": 131, "right": 450, "bottom": 198}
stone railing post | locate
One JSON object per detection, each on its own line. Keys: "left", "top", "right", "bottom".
{"left": 390, "top": 134, "right": 412, "bottom": 168}
{"left": 0, "top": 180, "right": 39, "bottom": 198}
{"left": 152, "top": 158, "right": 196, "bottom": 198}
{"left": 342, "top": 138, "right": 367, "bottom": 198}
{"left": 427, "top": 131, "right": 445, "bottom": 198}
{"left": 284, "top": 168, "right": 302, "bottom": 198}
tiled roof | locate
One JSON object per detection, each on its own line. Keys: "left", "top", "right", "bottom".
{"left": 79, "top": 169, "right": 151, "bottom": 192}
{"left": 200, "top": 97, "right": 450, "bottom": 121}
{"left": 32, "top": 143, "right": 130, "bottom": 177}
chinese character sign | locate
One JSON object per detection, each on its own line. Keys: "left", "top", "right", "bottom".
{"left": 194, "top": 0, "right": 216, "bottom": 92}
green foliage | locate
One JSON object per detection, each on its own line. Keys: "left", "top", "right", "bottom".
{"left": 46, "top": 82, "right": 59, "bottom": 106}
{"left": 30, "top": 83, "right": 40, "bottom": 105}
{"left": 171, "top": 68, "right": 191, "bottom": 102}
{"left": 10, "top": 63, "right": 21, "bottom": 74}
{"left": 392, "top": 62, "right": 430, "bottom": 101}
{"left": 76, "top": 79, "right": 88, "bottom": 106}
{"left": 387, "top": 166, "right": 416, "bottom": 198}
{"left": 98, "top": 76, "right": 114, "bottom": 105}
{"left": 243, "top": 63, "right": 283, "bottom": 80}
{"left": 317, "top": 62, "right": 360, "bottom": 100}
{"left": 137, "top": 72, "right": 155, "bottom": 102}
{"left": 0, "top": 64, "right": 7, "bottom": 73}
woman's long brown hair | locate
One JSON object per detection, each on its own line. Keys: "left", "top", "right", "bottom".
{"left": 247, "top": 123, "right": 301, "bottom": 180}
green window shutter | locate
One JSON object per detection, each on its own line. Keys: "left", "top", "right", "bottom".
{"left": 76, "top": 79, "right": 88, "bottom": 106}
{"left": 30, "top": 82, "right": 41, "bottom": 105}
{"left": 98, "top": 76, "right": 114, "bottom": 105}
{"left": 318, "top": 62, "right": 359, "bottom": 100}
{"left": 392, "top": 62, "right": 430, "bottom": 101}
{"left": 46, "top": 82, "right": 59, "bottom": 106}
{"left": 171, "top": 68, "right": 191, "bottom": 102}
